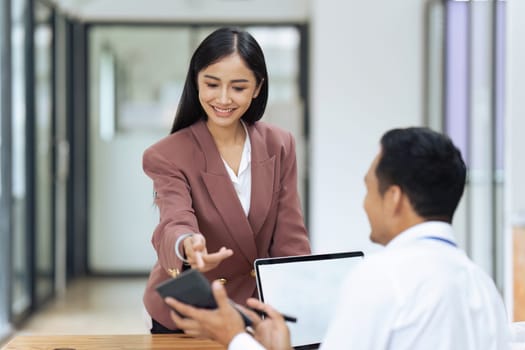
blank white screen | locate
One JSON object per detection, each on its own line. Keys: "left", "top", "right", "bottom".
{"left": 256, "top": 254, "right": 363, "bottom": 347}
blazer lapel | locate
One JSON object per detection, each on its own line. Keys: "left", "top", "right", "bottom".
{"left": 191, "top": 121, "right": 258, "bottom": 264}
{"left": 247, "top": 124, "right": 275, "bottom": 236}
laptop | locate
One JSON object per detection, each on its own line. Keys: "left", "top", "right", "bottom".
{"left": 254, "top": 251, "right": 364, "bottom": 349}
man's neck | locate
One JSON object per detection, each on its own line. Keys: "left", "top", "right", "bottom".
{"left": 384, "top": 214, "right": 427, "bottom": 245}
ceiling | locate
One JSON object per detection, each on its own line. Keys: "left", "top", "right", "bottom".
{"left": 51, "top": 0, "right": 310, "bottom": 23}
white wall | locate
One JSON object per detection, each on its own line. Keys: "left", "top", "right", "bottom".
{"left": 508, "top": 0, "right": 525, "bottom": 221}
{"left": 309, "top": 0, "right": 425, "bottom": 254}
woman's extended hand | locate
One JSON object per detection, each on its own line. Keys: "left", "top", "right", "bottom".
{"left": 183, "top": 233, "right": 233, "bottom": 272}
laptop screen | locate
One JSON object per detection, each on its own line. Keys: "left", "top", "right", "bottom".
{"left": 254, "top": 251, "right": 364, "bottom": 349}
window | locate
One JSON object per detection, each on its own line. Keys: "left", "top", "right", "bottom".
{"left": 0, "top": 0, "right": 13, "bottom": 338}
{"left": 425, "top": 0, "right": 507, "bottom": 290}
{"left": 11, "top": 0, "right": 31, "bottom": 321}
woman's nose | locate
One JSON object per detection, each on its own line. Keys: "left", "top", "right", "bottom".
{"left": 218, "top": 88, "right": 232, "bottom": 104}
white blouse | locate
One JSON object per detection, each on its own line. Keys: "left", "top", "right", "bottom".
{"left": 221, "top": 122, "right": 251, "bottom": 216}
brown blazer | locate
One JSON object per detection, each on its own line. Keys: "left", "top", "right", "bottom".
{"left": 142, "top": 120, "right": 311, "bottom": 329}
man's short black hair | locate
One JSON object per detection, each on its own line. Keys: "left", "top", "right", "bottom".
{"left": 376, "top": 127, "right": 467, "bottom": 222}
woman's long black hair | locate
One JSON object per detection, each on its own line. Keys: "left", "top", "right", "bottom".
{"left": 170, "top": 27, "right": 269, "bottom": 134}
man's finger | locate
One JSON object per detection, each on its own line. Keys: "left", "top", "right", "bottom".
{"left": 260, "top": 303, "right": 285, "bottom": 321}
{"left": 211, "top": 280, "right": 230, "bottom": 309}
{"left": 246, "top": 298, "right": 285, "bottom": 321}
{"left": 165, "top": 297, "right": 200, "bottom": 320}
{"left": 246, "top": 297, "right": 266, "bottom": 311}
{"left": 235, "top": 302, "right": 263, "bottom": 327}
{"left": 169, "top": 310, "right": 192, "bottom": 329}
{"left": 245, "top": 298, "right": 267, "bottom": 327}
{"left": 169, "top": 309, "right": 184, "bottom": 323}
{"left": 170, "top": 310, "right": 203, "bottom": 334}
{"left": 183, "top": 329, "right": 202, "bottom": 337}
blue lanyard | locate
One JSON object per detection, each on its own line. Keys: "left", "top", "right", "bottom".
{"left": 422, "top": 236, "right": 457, "bottom": 247}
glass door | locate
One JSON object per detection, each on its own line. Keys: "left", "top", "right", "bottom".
{"left": 0, "top": 0, "right": 13, "bottom": 339}
{"left": 33, "top": 0, "right": 55, "bottom": 305}
{"left": 11, "top": 0, "right": 31, "bottom": 322}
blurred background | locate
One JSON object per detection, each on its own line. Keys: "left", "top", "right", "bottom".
{"left": 0, "top": 0, "right": 524, "bottom": 342}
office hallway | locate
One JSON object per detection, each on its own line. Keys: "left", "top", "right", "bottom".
{"left": 2, "top": 277, "right": 149, "bottom": 346}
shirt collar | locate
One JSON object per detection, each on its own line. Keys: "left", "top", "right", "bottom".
{"left": 385, "top": 221, "right": 456, "bottom": 250}
{"left": 222, "top": 121, "right": 251, "bottom": 182}
{"left": 237, "top": 121, "right": 251, "bottom": 175}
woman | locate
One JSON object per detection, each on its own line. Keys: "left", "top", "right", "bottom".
{"left": 142, "top": 26, "right": 311, "bottom": 333}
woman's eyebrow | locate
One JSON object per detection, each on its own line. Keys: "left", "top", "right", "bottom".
{"left": 203, "top": 74, "right": 220, "bottom": 81}
{"left": 203, "top": 74, "right": 250, "bottom": 83}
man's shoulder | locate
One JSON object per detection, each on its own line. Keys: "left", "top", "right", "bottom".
{"left": 346, "top": 250, "right": 394, "bottom": 279}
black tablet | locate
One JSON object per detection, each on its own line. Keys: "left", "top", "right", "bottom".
{"left": 156, "top": 269, "right": 253, "bottom": 327}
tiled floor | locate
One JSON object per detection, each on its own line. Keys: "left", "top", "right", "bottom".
{"left": 1, "top": 277, "right": 150, "bottom": 347}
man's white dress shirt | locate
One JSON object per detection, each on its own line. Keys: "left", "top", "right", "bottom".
{"left": 320, "top": 221, "right": 509, "bottom": 349}
{"left": 229, "top": 221, "right": 509, "bottom": 350}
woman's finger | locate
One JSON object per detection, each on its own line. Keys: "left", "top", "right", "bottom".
{"left": 194, "top": 251, "right": 204, "bottom": 269}
{"left": 202, "top": 247, "right": 233, "bottom": 265}
{"left": 191, "top": 234, "right": 206, "bottom": 251}
{"left": 183, "top": 237, "right": 196, "bottom": 260}
{"left": 190, "top": 234, "right": 207, "bottom": 268}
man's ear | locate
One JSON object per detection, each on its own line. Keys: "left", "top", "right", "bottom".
{"left": 385, "top": 185, "right": 403, "bottom": 215}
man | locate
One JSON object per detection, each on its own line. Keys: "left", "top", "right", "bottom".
{"left": 165, "top": 127, "right": 510, "bottom": 349}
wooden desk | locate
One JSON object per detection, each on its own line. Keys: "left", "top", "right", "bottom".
{"left": 2, "top": 334, "right": 226, "bottom": 350}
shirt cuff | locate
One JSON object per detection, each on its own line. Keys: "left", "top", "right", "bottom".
{"left": 228, "top": 333, "right": 266, "bottom": 350}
